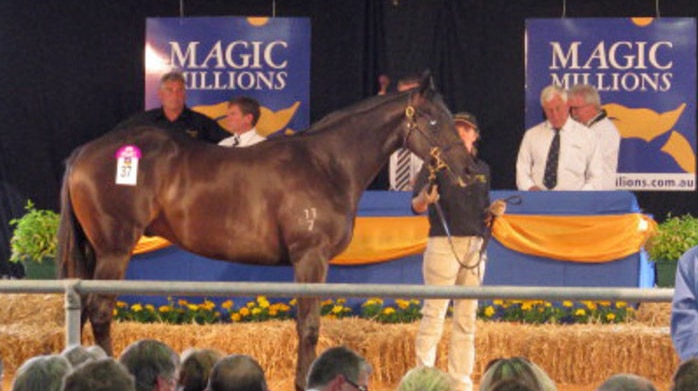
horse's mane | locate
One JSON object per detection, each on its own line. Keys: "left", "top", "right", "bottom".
{"left": 302, "top": 91, "right": 411, "bottom": 135}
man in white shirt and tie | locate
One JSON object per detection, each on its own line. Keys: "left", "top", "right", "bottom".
{"left": 219, "top": 96, "right": 266, "bottom": 148}
{"left": 389, "top": 75, "right": 423, "bottom": 191}
{"left": 568, "top": 83, "right": 621, "bottom": 190}
{"left": 516, "top": 85, "right": 604, "bottom": 191}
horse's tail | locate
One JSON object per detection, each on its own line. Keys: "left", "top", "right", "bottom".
{"left": 57, "top": 150, "right": 95, "bottom": 280}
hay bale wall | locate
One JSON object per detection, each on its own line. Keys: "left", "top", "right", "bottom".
{"left": 0, "top": 294, "right": 679, "bottom": 386}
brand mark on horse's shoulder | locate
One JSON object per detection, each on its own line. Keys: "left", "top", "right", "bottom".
{"left": 303, "top": 208, "right": 318, "bottom": 231}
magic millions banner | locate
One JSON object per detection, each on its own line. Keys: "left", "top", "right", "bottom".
{"left": 526, "top": 18, "right": 696, "bottom": 191}
{"left": 145, "top": 17, "right": 310, "bottom": 137}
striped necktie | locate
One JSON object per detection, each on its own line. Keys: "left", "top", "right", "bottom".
{"left": 543, "top": 129, "right": 560, "bottom": 190}
{"left": 394, "top": 148, "right": 412, "bottom": 191}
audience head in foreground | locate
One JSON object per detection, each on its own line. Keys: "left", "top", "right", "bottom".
{"left": 206, "top": 354, "right": 267, "bottom": 391}
{"left": 118, "top": 339, "right": 179, "bottom": 391}
{"left": 479, "top": 357, "right": 557, "bottom": 391}
{"left": 11, "top": 354, "right": 71, "bottom": 391}
{"left": 595, "top": 373, "right": 656, "bottom": 391}
{"left": 397, "top": 366, "right": 455, "bottom": 391}
{"left": 672, "top": 358, "right": 698, "bottom": 391}
{"left": 63, "top": 358, "right": 136, "bottom": 391}
{"left": 306, "top": 346, "right": 371, "bottom": 391}
{"left": 178, "top": 348, "right": 224, "bottom": 391}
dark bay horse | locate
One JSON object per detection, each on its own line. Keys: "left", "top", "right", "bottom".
{"left": 57, "top": 75, "right": 471, "bottom": 390}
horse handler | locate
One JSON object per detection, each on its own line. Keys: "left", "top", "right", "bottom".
{"left": 410, "top": 112, "right": 506, "bottom": 391}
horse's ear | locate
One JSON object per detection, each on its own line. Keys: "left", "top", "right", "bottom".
{"left": 418, "top": 69, "right": 436, "bottom": 97}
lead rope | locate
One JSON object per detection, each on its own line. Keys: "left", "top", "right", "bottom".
{"left": 428, "top": 154, "right": 522, "bottom": 279}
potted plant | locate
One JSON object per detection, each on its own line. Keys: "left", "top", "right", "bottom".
{"left": 647, "top": 214, "right": 698, "bottom": 287}
{"left": 9, "top": 200, "right": 60, "bottom": 279}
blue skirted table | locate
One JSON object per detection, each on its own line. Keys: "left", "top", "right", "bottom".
{"left": 123, "top": 190, "right": 655, "bottom": 306}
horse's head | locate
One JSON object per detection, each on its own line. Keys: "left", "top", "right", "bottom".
{"left": 400, "top": 71, "right": 472, "bottom": 188}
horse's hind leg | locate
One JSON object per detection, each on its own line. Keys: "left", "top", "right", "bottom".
{"left": 293, "top": 253, "right": 329, "bottom": 391}
{"left": 86, "top": 251, "right": 132, "bottom": 356}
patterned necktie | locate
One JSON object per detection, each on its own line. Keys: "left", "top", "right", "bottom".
{"left": 543, "top": 129, "right": 560, "bottom": 190}
{"left": 394, "top": 148, "right": 412, "bottom": 191}
{"left": 232, "top": 135, "right": 241, "bottom": 147}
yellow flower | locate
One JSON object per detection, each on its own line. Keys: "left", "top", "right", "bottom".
{"left": 187, "top": 304, "right": 199, "bottom": 311}
{"left": 562, "top": 301, "right": 573, "bottom": 308}
{"left": 246, "top": 302, "right": 255, "bottom": 308}
{"left": 544, "top": 302, "right": 552, "bottom": 307}
{"left": 321, "top": 299, "right": 334, "bottom": 306}
{"left": 112, "top": 309, "right": 117, "bottom": 316}
{"left": 251, "top": 308, "right": 262, "bottom": 315}
{"left": 616, "top": 302, "right": 627, "bottom": 309}
{"left": 396, "top": 299, "right": 410, "bottom": 310}
{"left": 231, "top": 313, "right": 241, "bottom": 322}
{"left": 343, "top": 307, "right": 351, "bottom": 313}
{"left": 221, "top": 300, "right": 234, "bottom": 310}
{"left": 575, "top": 309, "right": 586, "bottom": 316}
{"left": 484, "top": 306, "right": 495, "bottom": 317}
{"left": 239, "top": 307, "right": 250, "bottom": 316}
{"left": 159, "top": 306, "right": 171, "bottom": 313}
{"left": 257, "top": 297, "right": 270, "bottom": 308}
{"left": 332, "top": 305, "right": 343, "bottom": 314}
{"left": 382, "top": 307, "right": 396, "bottom": 315}
{"left": 598, "top": 301, "right": 611, "bottom": 307}
{"left": 178, "top": 299, "right": 188, "bottom": 307}
{"left": 337, "top": 298, "right": 346, "bottom": 304}
{"left": 363, "top": 299, "right": 375, "bottom": 307}
{"left": 289, "top": 299, "right": 297, "bottom": 306}
{"left": 493, "top": 299, "right": 504, "bottom": 306}
{"left": 269, "top": 309, "right": 278, "bottom": 316}
{"left": 410, "top": 299, "right": 420, "bottom": 305}
{"left": 582, "top": 301, "right": 597, "bottom": 310}
{"left": 131, "top": 304, "right": 143, "bottom": 312}
{"left": 521, "top": 302, "right": 532, "bottom": 311}
{"left": 145, "top": 304, "right": 155, "bottom": 311}
{"left": 202, "top": 300, "right": 216, "bottom": 311}
{"left": 116, "top": 301, "right": 128, "bottom": 308}
{"left": 606, "top": 313, "right": 616, "bottom": 321}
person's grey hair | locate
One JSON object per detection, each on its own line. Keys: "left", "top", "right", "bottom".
{"left": 160, "top": 71, "right": 185, "bottom": 86}
{"left": 11, "top": 355, "right": 71, "bottom": 391}
{"left": 306, "top": 346, "right": 371, "bottom": 389}
{"left": 397, "top": 366, "right": 455, "bottom": 391}
{"left": 118, "top": 339, "right": 179, "bottom": 391}
{"left": 178, "top": 348, "right": 224, "bottom": 391}
{"left": 207, "top": 354, "right": 267, "bottom": 391}
{"left": 568, "top": 83, "right": 601, "bottom": 108}
{"left": 63, "top": 358, "right": 136, "bottom": 391}
{"left": 596, "top": 373, "right": 657, "bottom": 391}
{"left": 672, "top": 357, "right": 698, "bottom": 391}
{"left": 539, "top": 85, "right": 567, "bottom": 106}
{"left": 479, "top": 357, "right": 557, "bottom": 391}
{"left": 62, "top": 345, "right": 102, "bottom": 368}
{"left": 86, "top": 345, "right": 109, "bottom": 360}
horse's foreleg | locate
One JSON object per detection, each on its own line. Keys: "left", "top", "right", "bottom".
{"left": 295, "top": 296, "right": 320, "bottom": 391}
{"left": 87, "top": 252, "right": 131, "bottom": 357}
{"left": 293, "top": 253, "right": 329, "bottom": 391}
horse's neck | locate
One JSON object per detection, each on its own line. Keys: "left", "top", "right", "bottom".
{"left": 309, "top": 103, "right": 404, "bottom": 197}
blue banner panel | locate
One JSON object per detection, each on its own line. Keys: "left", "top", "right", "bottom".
{"left": 145, "top": 17, "right": 310, "bottom": 136}
{"left": 526, "top": 18, "right": 696, "bottom": 191}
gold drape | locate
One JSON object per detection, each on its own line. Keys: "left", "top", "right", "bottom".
{"left": 133, "top": 214, "right": 655, "bottom": 264}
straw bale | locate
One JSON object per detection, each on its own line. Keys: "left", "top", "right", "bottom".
{"left": 0, "top": 303, "right": 681, "bottom": 387}
{"left": 0, "top": 294, "right": 63, "bottom": 325}
{"left": 634, "top": 302, "right": 671, "bottom": 327}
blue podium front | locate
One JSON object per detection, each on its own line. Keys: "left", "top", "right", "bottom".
{"left": 124, "top": 190, "right": 653, "bottom": 306}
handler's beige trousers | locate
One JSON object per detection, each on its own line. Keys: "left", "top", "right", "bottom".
{"left": 415, "top": 236, "right": 484, "bottom": 391}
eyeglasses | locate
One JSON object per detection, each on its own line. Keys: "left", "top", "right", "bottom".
{"left": 343, "top": 375, "right": 368, "bottom": 391}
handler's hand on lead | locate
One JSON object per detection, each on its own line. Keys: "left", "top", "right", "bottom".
{"left": 489, "top": 199, "right": 506, "bottom": 217}
{"left": 420, "top": 184, "right": 440, "bottom": 204}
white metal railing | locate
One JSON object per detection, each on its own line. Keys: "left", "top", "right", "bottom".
{"left": 0, "top": 279, "right": 675, "bottom": 348}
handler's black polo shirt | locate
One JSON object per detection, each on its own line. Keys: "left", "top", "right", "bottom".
{"left": 412, "top": 158, "right": 491, "bottom": 238}
{"left": 117, "top": 106, "right": 228, "bottom": 144}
